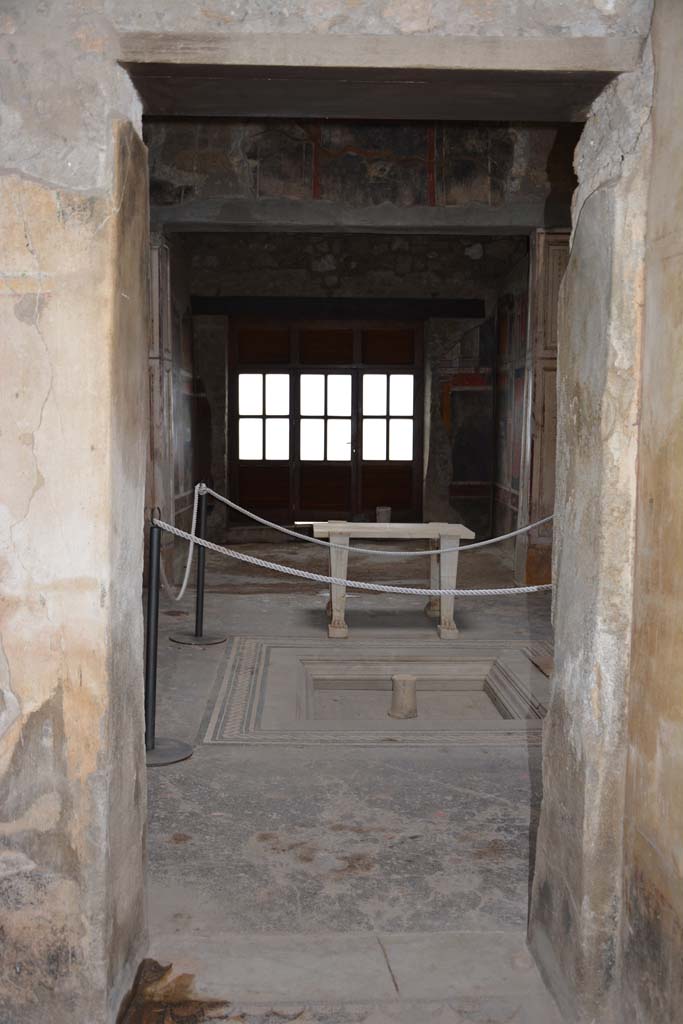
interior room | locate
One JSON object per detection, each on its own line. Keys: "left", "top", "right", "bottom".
{"left": 2, "top": 4, "right": 682, "bottom": 1024}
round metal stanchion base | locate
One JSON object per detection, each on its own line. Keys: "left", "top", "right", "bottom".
{"left": 146, "top": 737, "right": 193, "bottom": 767}
{"left": 169, "top": 632, "right": 227, "bottom": 646}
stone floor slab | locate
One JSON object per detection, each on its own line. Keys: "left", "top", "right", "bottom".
{"left": 144, "top": 550, "right": 560, "bottom": 1023}
{"left": 381, "top": 930, "right": 552, "bottom": 999}
{"left": 147, "top": 932, "right": 398, "bottom": 1002}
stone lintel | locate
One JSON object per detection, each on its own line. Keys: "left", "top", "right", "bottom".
{"left": 120, "top": 32, "right": 642, "bottom": 74}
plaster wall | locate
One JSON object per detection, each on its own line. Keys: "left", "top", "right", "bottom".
{"left": 621, "top": 1, "right": 683, "bottom": 1019}
{"left": 423, "top": 318, "right": 494, "bottom": 530}
{"left": 493, "top": 256, "right": 530, "bottom": 544}
{"left": 108, "top": 0, "right": 652, "bottom": 39}
{"left": 0, "top": 123, "right": 150, "bottom": 1024}
{"left": 528, "top": 42, "right": 653, "bottom": 1022}
{"left": 193, "top": 316, "right": 229, "bottom": 511}
{"left": 169, "top": 237, "right": 199, "bottom": 534}
{"left": 0, "top": 4, "right": 148, "bottom": 1021}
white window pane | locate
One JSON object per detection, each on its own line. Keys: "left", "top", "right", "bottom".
{"left": 363, "top": 418, "right": 387, "bottom": 460}
{"left": 327, "top": 374, "right": 351, "bottom": 416}
{"left": 266, "top": 374, "right": 289, "bottom": 415}
{"left": 239, "top": 418, "right": 262, "bottom": 460}
{"left": 390, "top": 374, "right": 414, "bottom": 416}
{"left": 363, "top": 374, "right": 387, "bottom": 415}
{"left": 300, "top": 418, "right": 325, "bottom": 460}
{"left": 389, "top": 418, "right": 413, "bottom": 461}
{"left": 327, "top": 419, "right": 352, "bottom": 461}
{"left": 239, "top": 373, "right": 263, "bottom": 415}
{"left": 265, "top": 417, "right": 289, "bottom": 459}
{"left": 300, "top": 374, "right": 325, "bottom": 415}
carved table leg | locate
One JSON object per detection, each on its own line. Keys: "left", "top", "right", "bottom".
{"left": 438, "top": 534, "right": 460, "bottom": 638}
{"left": 425, "top": 538, "right": 440, "bottom": 619}
{"left": 328, "top": 535, "right": 349, "bottom": 638}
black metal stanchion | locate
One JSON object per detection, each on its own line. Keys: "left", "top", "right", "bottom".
{"left": 144, "top": 523, "right": 161, "bottom": 752}
{"left": 145, "top": 520, "right": 193, "bottom": 767}
{"left": 170, "top": 483, "right": 226, "bottom": 647}
{"left": 194, "top": 485, "right": 208, "bottom": 638}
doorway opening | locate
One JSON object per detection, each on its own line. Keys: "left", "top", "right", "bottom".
{"left": 131, "top": 70, "right": 578, "bottom": 1021}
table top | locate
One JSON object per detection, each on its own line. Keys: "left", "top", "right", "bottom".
{"left": 312, "top": 521, "right": 475, "bottom": 540}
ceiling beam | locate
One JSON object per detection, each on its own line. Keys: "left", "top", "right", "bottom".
{"left": 152, "top": 198, "right": 562, "bottom": 235}
{"left": 120, "top": 32, "right": 642, "bottom": 122}
{"left": 191, "top": 296, "right": 486, "bottom": 319}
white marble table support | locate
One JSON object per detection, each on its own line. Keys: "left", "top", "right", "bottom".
{"left": 313, "top": 521, "right": 475, "bottom": 639}
{"left": 328, "top": 532, "right": 350, "bottom": 638}
{"left": 438, "top": 532, "right": 460, "bottom": 639}
{"left": 426, "top": 538, "right": 440, "bottom": 620}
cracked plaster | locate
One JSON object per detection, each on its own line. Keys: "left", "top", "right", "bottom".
{"left": 107, "top": 0, "right": 653, "bottom": 38}
{"left": 0, "top": 124, "right": 150, "bottom": 1022}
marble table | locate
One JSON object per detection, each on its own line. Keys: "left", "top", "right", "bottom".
{"left": 312, "top": 521, "right": 475, "bottom": 639}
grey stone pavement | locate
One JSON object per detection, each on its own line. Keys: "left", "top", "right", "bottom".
{"left": 141, "top": 544, "right": 562, "bottom": 1023}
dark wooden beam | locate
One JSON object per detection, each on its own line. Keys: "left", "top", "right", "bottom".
{"left": 191, "top": 296, "right": 486, "bottom": 319}
{"left": 126, "top": 63, "right": 613, "bottom": 122}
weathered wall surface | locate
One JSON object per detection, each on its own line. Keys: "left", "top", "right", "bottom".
{"left": 423, "top": 317, "right": 489, "bottom": 528}
{"left": 192, "top": 316, "right": 228, "bottom": 538}
{"left": 515, "top": 232, "right": 569, "bottom": 586}
{"left": 0, "top": 4, "right": 148, "bottom": 1022}
{"left": 1, "top": 2, "right": 139, "bottom": 191}
{"left": 109, "top": 0, "right": 652, "bottom": 38}
{"left": 493, "top": 256, "right": 529, "bottom": 544}
{"left": 621, "top": 2, "right": 683, "bottom": 1020}
{"left": 423, "top": 318, "right": 494, "bottom": 532}
{"left": 147, "top": 120, "right": 579, "bottom": 231}
{"left": 186, "top": 230, "right": 526, "bottom": 302}
{"left": 528, "top": 42, "right": 653, "bottom": 1023}
{"left": 103, "top": 126, "right": 150, "bottom": 1012}
{"left": 0, "top": 124, "right": 149, "bottom": 1024}
{"left": 169, "top": 238, "right": 200, "bottom": 535}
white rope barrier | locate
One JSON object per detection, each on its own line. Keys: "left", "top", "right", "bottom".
{"left": 201, "top": 484, "right": 553, "bottom": 556}
{"left": 159, "top": 486, "right": 200, "bottom": 602}
{"left": 153, "top": 517, "right": 552, "bottom": 597}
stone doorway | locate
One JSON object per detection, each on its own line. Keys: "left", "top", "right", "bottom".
{"left": 5, "top": 8, "right": 675, "bottom": 1023}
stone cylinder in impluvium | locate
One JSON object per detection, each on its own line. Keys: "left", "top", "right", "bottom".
{"left": 388, "top": 674, "right": 418, "bottom": 719}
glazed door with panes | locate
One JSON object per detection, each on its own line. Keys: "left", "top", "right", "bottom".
{"left": 229, "top": 320, "right": 422, "bottom": 522}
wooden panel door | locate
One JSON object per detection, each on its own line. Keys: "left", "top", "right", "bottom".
{"left": 514, "top": 230, "right": 568, "bottom": 584}
{"left": 229, "top": 318, "right": 423, "bottom": 524}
